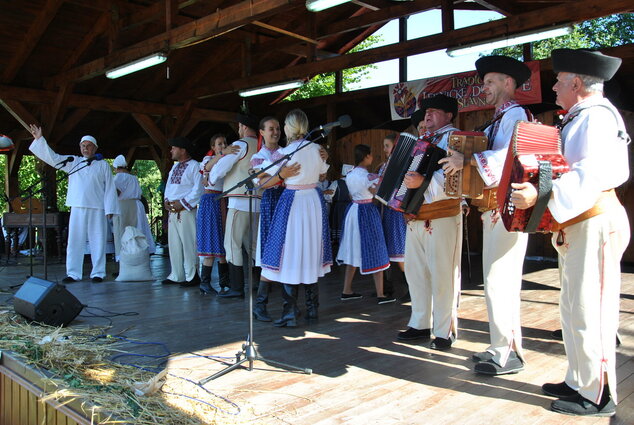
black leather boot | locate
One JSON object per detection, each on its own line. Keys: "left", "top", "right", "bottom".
{"left": 253, "top": 280, "right": 272, "bottom": 321}
{"left": 218, "top": 263, "right": 245, "bottom": 298}
{"left": 199, "top": 264, "right": 215, "bottom": 295}
{"left": 217, "top": 262, "right": 230, "bottom": 291}
{"left": 274, "top": 284, "right": 298, "bottom": 327}
{"left": 304, "top": 283, "right": 319, "bottom": 321}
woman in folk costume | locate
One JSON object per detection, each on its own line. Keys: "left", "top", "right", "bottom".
{"left": 112, "top": 155, "right": 155, "bottom": 261}
{"left": 260, "top": 109, "right": 332, "bottom": 327}
{"left": 197, "top": 134, "right": 237, "bottom": 295}
{"left": 378, "top": 133, "right": 407, "bottom": 296}
{"left": 337, "top": 144, "right": 394, "bottom": 305}
{"left": 251, "top": 117, "right": 285, "bottom": 321}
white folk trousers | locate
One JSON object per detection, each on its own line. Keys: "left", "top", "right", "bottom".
{"left": 404, "top": 214, "right": 462, "bottom": 339}
{"left": 554, "top": 206, "right": 629, "bottom": 404}
{"left": 481, "top": 210, "right": 528, "bottom": 366}
{"left": 166, "top": 209, "right": 198, "bottom": 282}
{"left": 67, "top": 207, "right": 108, "bottom": 280}
{"left": 224, "top": 208, "right": 259, "bottom": 267}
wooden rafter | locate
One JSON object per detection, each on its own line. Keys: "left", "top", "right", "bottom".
{"left": 59, "top": 12, "right": 111, "bottom": 73}
{"left": 252, "top": 21, "right": 319, "bottom": 44}
{"left": 185, "top": 0, "right": 633, "bottom": 100}
{"left": 50, "top": 0, "right": 303, "bottom": 86}
{"left": 132, "top": 113, "right": 168, "bottom": 150}
{"left": 320, "top": 0, "right": 441, "bottom": 38}
{"left": 470, "top": 0, "right": 516, "bottom": 15}
{"left": 50, "top": 109, "right": 90, "bottom": 145}
{"left": 0, "top": 85, "right": 234, "bottom": 122}
{"left": 0, "top": 99, "right": 39, "bottom": 131}
{"left": 1, "top": 0, "right": 65, "bottom": 83}
{"left": 46, "top": 83, "right": 73, "bottom": 135}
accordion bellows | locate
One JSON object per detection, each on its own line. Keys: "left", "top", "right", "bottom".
{"left": 498, "top": 121, "right": 570, "bottom": 233}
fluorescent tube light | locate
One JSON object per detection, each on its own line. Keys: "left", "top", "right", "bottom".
{"left": 306, "top": 0, "right": 352, "bottom": 12}
{"left": 105, "top": 53, "right": 167, "bottom": 79}
{"left": 239, "top": 80, "right": 304, "bottom": 97}
{"left": 446, "top": 26, "right": 573, "bottom": 57}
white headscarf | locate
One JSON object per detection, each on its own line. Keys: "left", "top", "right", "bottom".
{"left": 80, "top": 135, "right": 98, "bottom": 147}
{"left": 113, "top": 155, "right": 127, "bottom": 168}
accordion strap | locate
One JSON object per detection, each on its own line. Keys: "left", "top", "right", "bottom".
{"left": 524, "top": 161, "right": 553, "bottom": 233}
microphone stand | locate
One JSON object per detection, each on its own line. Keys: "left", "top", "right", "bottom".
{"left": 19, "top": 158, "right": 95, "bottom": 280}
{"left": 198, "top": 128, "right": 330, "bottom": 384}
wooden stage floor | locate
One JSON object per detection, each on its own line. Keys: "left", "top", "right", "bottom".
{"left": 0, "top": 249, "right": 632, "bottom": 425}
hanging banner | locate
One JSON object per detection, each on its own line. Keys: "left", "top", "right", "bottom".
{"left": 389, "top": 61, "right": 541, "bottom": 121}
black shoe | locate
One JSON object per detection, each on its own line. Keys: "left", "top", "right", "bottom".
{"left": 162, "top": 278, "right": 182, "bottom": 285}
{"left": 472, "top": 351, "right": 494, "bottom": 362}
{"left": 199, "top": 287, "right": 217, "bottom": 295}
{"left": 377, "top": 296, "right": 396, "bottom": 305}
{"left": 273, "top": 318, "right": 297, "bottom": 328}
{"left": 340, "top": 292, "right": 362, "bottom": 300}
{"left": 397, "top": 327, "right": 431, "bottom": 341}
{"left": 542, "top": 382, "right": 578, "bottom": 399}
{"left": 253, "top": 308, "right": 272, "bottom": 322}
{"left": 180, "top": 275, "right": 200, "bottom": 287}
{"left": 551, "top": 329, "right": 563, "bottom": 340}
{"left": 474, "top": 351, "right": 524, "bottom": 375}
{"left": 62, "top": 276, "right": 78, "bottom": 284}
{"left": 551, "top": 393, "right": 616, "bottom": 417}
{"left": 217, "top": 289, "right": 244, "bottom": 298}
{"left": 91, "top": 277, "right": 103, "bottom": 283}
{"left": 430, "top": 337, "right": 452, "bottom": 351}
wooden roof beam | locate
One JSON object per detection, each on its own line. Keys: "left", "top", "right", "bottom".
{"left": 132, "top": 113, "right": 168, "bottom": 150}
{"left": 50, "top": 0, "right": 303, "bottom": 86}
{"left": 0, "top": 99, "right": 39, "bottom": 132}
{"left": 320, "top": 0, "right": 442, "bottom": 38}
{"left": 1, "top": 0, "right": 65, "bottom": 83}
{"left": 58, "top": 12, "right": 110, "bottom": 74}
{"left": 251, "top": 21, "right": 319, "bottom": 44}
{"left": 0, "top": 84, "right": 235, "bottom": 122}
{"left": 187, "top": 0, "right": 633, "bottom": 100}
{"left": 470, "top": 0, "right": 515, "bottom": 15}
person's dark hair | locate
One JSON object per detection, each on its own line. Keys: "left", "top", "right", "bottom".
{"left": 259, "top": 116, "right": 279, "bottom": 130}
{"left": 209, "top": 133, "right": 226, "bottom": 147}
{"left": 385, "top": 133, "right": 398, "bottom": 142}
{"left": 354, "top": 144, "right": 371, "bottom": 165}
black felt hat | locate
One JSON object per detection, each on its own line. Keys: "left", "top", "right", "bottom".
{"left": 551, "top": 48, "right": 622, "bottom": 81}
{"left": 475, "top": 55, "right": 531, "bottom": 86}
{"left": 236, "top": 113, "right": 260, "bottom": 130}
{"left": 410, "top": 109, "right": 425, "bottom": 127}
{"left": 168, "top": 136, "right": 194, "bottom": 153}
{"left": 418, "top": 94, "right": 459, "bottom": 120}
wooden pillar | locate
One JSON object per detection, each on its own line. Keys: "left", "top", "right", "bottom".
{"left": 522, "top": 43, "right": 533, "bottom": 62}
{"left": 398, "top": 17, "right": 407, "bottom": 82}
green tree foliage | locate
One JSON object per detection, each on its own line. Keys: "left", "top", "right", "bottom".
{"left": 491, "top": 13, "right": 633, "bottom": 60}
{"left": 285, "top": 35, "right": 382, "bottom": 101}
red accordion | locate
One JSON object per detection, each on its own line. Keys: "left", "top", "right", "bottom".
{"left": 497, "top": 121, "right": 569, "bottom": 233}
{"left": 376, "top": 132, "right": 445, "bottom": 215}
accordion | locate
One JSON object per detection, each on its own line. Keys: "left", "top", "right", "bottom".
{"left": 376, "top": 132, "right": 446, "bottom": 215}
{"left": 498, "top": 121, "right": 569, "bottom": 233}
{"left": 444, "top": 131, "right": 488, "bottom": 198}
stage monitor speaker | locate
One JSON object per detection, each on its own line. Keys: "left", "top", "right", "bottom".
{"left": 13, "top": 277, "right": 84, "bottom": 326}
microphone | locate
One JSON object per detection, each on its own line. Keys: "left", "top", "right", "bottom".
{"left": 82, "top": 153, "right": 104, "bottom": 164}
{"left": 318, "top": 115, "right": 352, "bottom": 133}
{"left": 55, "top": 156, "right": 74, "bottom": 168}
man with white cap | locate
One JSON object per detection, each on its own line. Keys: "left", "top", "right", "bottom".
{"left": 29, "top": 125, "right": 119, "bottom": 283}
{"left": 112, "top": 155, "right": 155, "bottom": 260}
{"left": 511, "top": 48, "right": 629, "bottom": 417}
{"left": 162, "top": 137, "right": 204, "bottom": 287}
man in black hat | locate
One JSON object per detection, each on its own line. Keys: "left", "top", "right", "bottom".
{"left": 396, "top": 94, "right": 462, "bottom": 351}
{"left": 449, "top": 55, "right": 533, "bottom": 375}
{"left": 162, "top": 137, "right": 204, "bottom": 286}
{"left": 511, "top": 49, "right": 629, "bottom": 417}
{"left": 209, "top": 113, "right": 261, "bottom": 298}
{"left": 410, "top": 109, "right": 426, "bottom": 137}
